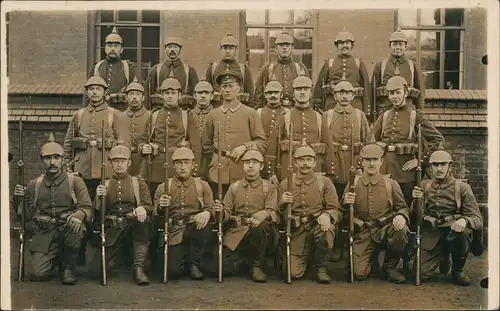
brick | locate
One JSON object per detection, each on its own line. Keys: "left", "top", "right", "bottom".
{"left": 46, "top": 109, "right": 59, "bottom": 115}
{"left": 466, "top": 108, "right": 478, "bottom": 114}
{"left": 27, "top": 116, "right": 38, "bottom": 121}
{"left": 478, "top": 109, "right": 487, "bottom": 114}
{"left": 434, "top": 121, "right": 446, "bottom": 127}
{"left": 440, "top": 115, "right": 451, "bottom": 120}
{"left": 427, "top": 114, "right": 439, "bottom": 121}
{"left": 432, "top": 108, "right": 445, "bottom": 114}
{"left": 34, "top": 109, "right": 47, "bottom": 115}
{"left": 453, "top": 108, "right": 467, "bottom": 114}
{"left": 473, "top": 115, "right": 486, "bottom": 121}
{"left": 445, "top": 121, "right": 457, "bottom": 127}
{"left": 450, "top": 114, "right": 463, "bottom": 121}
{"left": 479, "top": 122, "right": 487, "bottom": 127}
{"left": 53, "top": 103, "right": 67, "bottom": 109}
{"left": 457, "top": 102, "right": 468, "bottom": 108}
{"left": 62, "top": 116, "right": 72, "bottom": 122}
{"left": 461, "top": 115, "right": 474, "bottom": 121}
{"left": 58, "top": 110, "right": 72, "bottom": 116}
{"left": 38, "top": 116, "right": 51, "bottom": 122}
{"left": 8, "top": 116, "right": 16, "bottom": 121}
{"left": 11, "top": 109, "right": 24, "bottom": 115}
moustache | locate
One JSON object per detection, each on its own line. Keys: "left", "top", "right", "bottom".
{"left": 270, "top": 96, "right": 278, "bottom": 100}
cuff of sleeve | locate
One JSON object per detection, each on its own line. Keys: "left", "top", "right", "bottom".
{"left": 73, "top": 209, "right": 87, "bottom": 222}
{"left": 396, "top": 212, "right": 410, "bottom": 224}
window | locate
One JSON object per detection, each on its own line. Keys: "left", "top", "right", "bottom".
{"left": 244, "top": 10, "right": 314, "bottom": 84}
{"left": 398, "top": 8, "right": 465, "bottom": 89}
{"left": 94, "top": 10, "right": 161, "bottom": 80}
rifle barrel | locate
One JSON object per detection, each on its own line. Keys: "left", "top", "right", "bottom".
{"left": 163, "top": 122, "right": 169, "bottom": 284}
{"left": 100, "top": 120, "right": 107, "bottom": 286}
{"left": 415, "top": 124, "right": 422, "bottom": 286}
{"left": 285, "top": 121, "right": 293, "bottom": 284}
{"left": 217, "top": 121, "right": 223, "bottom": 283}
{"left": 17, "top": 120, "right": 25, "bottom": 282}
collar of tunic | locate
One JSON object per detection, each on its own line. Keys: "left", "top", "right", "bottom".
{"left": 277, "top": 56, "right": 293, "bottom": 65}
{"left": 338, "top": 53, "right": 352, "bottom": 59}
{"left": 295, "top": 172, "right": 316, "bottom": 186}
{"left": 86, "top": 102, "right": 108, "bottom": 112}
{"left": 265, "top": 103, "right": 284, "bottom": 110}
{"left": 221, "top": 103, "right": 242, "bottom": 114}
{"left": 164, "top": 58, "right": 182, "bottom": 68}
{"left": 293, "top": 104, "right": 313, "bottom": 112}
{"left": 390, "top": 54, "right": 407, "bottom": 65}
{"left": 221, "top": 58, "right": 237, "bottom": 64}
{"left": 105, "top": 57, "right": 122, "bottom": 63}
{"left": 361, "top": 173, "right": 382, "bottom": 186}
{"left": 193, "top": 106, "right": 213, "bottom": 115}
{"left": 43, "top": 170, "right": 66, "bottom": 187}
{"left": 112, "top": 172, "right": 130, "bottom": 181}
{"left": 126, "top": 106, "right": 147, "bottom": 117}
{"left": 432, "top": 175, "right": 455, "bottom": 189}
{"left": 333, "top": 104, "right": 354, "bottom": 114}
{"left": 391, "top": 104, "right": 413, "bottom": 113}
{"left": 173, "top": 175, "right": 193, "bottom": 187}
{"left": 241, "top": 177, "right": 263, "bottom": 188}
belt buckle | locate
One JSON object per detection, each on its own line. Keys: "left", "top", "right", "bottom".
{"left": 388, "top": 145, "right": 396, "bottom": 152}
{"left": 50, "top": 218, "right": 57, "bottom": 224}
{"left": 178, "top": 219, "right": 184, "bottom": 226}
{"left": 89, "top": 140, "right": 97, "bottom": 147}
{"left": 341, "top": 144, "right": 349, "bottom": 151}
{"left": 117, "top": 217, "right": 124, "bottom": 224}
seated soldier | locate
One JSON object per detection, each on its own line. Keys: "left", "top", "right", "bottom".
{"left": 154, "top": 146, "right": 215, "bottom": 280}
{"left": 412, "top": 150, "right": 483, "bottom": 286}
{"left": 343, "top": 144, "right": 410, "bottom": 283}
{"left": 279, "top": 140, "right": 342, "bottom": 284}
{"left": 88, "top": 145, "right": 153, "bottom": 285}
{"left": 210, "top": 149, "right": 278, "bottom": 282}
{"left": 14, "top": 134, "right": 93, "bottom": 285}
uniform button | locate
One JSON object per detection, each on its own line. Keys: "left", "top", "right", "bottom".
{"left": 118, "top": 186, "right": 122, "bottom": 189}
{"left": 118, "top": 181, "right": 121, "bottom": 184}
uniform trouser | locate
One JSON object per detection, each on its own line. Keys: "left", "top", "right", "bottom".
{"left": 79, "top": 179, "right": 101, "bottom": 260}
{"left": 29, "top": 226, "right": 84, "bottom": 280}
{"left": 209, "top": 182, "right": 230, "bottom": 202}
{"left": 283, "top": 224, "right": 334, "bottom": 279}
{"left": 160, "top": 224, "right": 213, "bottom": 277}
{"left": 88, "top": 219, "right": 153, "bottom": 280}
{"left": 420, "top": 227, "right": 473, "bottom": 278}
{"left": 398, "top": 181, "right": 417, "bottom": 263}
{"left": 351, "top": 224, "right": 409, "bottom": 280}
{"left": 333, "top": 183, "right": 348, "bottom": 256}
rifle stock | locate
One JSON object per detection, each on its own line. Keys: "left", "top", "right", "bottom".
{"left": 216, "top": 121, "right": 223, "bottom": 283}
{"left": 415, "top": 124, "right": 423, "bottom": 286}
{"left": 17, "top": 120, "right": 25, "bottom": 282}
{"left": 163, "top": 123, "right": 170, "bottom": 284}
{"left": 100, "top": 120, "right": 107, "bottom": 286}
{"left": 285, "top": 121, "right": 293, "bottom": 284}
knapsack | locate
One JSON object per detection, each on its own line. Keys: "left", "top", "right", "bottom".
{"left": 104, "top": 176, "right": 141, "bottom": 206}
{"left": 74, "top": 107, "right": 115, "bottom": 137}
{"left": 268, "top": 61, "right": 306, "bottom": 80}
{"left": 167, "top": 177, "right": 204, "bottom": 208}
{"left": 150, "top": 109, "right": 188, "bottom": 139}
{"left": 423, "top": 179, "right": 464, "bottom": 213}
{"left": 94, "top": 60, "right": 130, "bottom": 84}
{"left": 229, "top": 179, "right": 270, "bottom": 201}
{"left": 283, "top": 109, "right": 322, "bottom": 140}
{"left": 381, "top": 58, "right": 415, "bottom": 86}
{"left": 381, "top": 109, "right": 417, "bottom": 141}
{"left": 33, "top": 173, "right": 77, "bottom": 212}
{"left": 156, "top": 61, "right": 190, "bottom": 93}
{"left": 328, "top": 56, "right": 360, "bottom": 72}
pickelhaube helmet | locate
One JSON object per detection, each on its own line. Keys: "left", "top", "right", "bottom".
{"left": 385, "top": 74, "right": 408, "bottom": 91}
{"left": 220, "top": 33, "right": 238, "bottom": 47}
{"left": 334, "top": 72, "right": 355, "bottom": 92}
{"left": 241, "top": 149, "right": 264, "bottom": 162}
{"left": 124, "top": 76, "right": 144, "bottom": 93}
{"left": 108, "top": 145, "right": 131, "bottom": 160}
{"left": 429, "top": 150, "right": 453, "bottom": 164}
{"left": 105, "top": 27, "right": 123, "bottom": 44}
{"left": 294, "top": 138, "right": 316, "bottom": 159}
{"left": 292, "top": 76, "right": 313, "bottom": 89}
{"left": 40, "top": 133, "right": 64, "bottom": 157}
{"left": 164, "top": 36, "right": 183, "bottom": 48}
{"left": 389, "top": 27, "right": 408, "bottom": 43}
{"left": 172, "top": 145, "right": 195, "bottom": 161}
{"left": 194, "top": 80, "right": 214, "bottom": 93}
{"left": 275, "top": 31, "right": 294, "bottom": 45}
{"left": 84, "top": 75, "right": 108, "bottom": 89}
{"left": 359, "top": 144, "right": 384, "bottom": 159}
{"left": 160, "top": 78, "right": 182, "bottom": 91}
{"left": 265, "top": 80, "right": 283, "bottom": 93}
{"left": 334, "top": 27, "right": 355, "bottom": 44}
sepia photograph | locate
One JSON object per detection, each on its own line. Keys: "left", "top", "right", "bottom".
{"left": 1, "top": 1, "right": 498, "bottom": 310}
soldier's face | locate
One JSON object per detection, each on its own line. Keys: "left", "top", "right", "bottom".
{"left": 390, "top": 41, "right": 406, "bottom": 57}
{"left": 388, "top": 88, "right": 408, "bottom": 108}
{"left": 221, "top": 45, "right": 236, "bottom": 60}
{"left": 41, "top": 154, "right": 63, "bottom": 174}
{"left": 86, "top": 85, "right": 106, "bottom": 103}
{"left": 295, "top": 156, "right": 316, "bottom": 175}
{"left": 336, "top": 41, "right": 353, "bottom": 55}
{"left": 293, "top": 87, "right": 311, "bottom": 104}
{"left": 111, "top": 158, "right": 131, "bottom": 175}
{"left": 162, "top": 89, "right": 180, "bottom": 107}
{"left": 165, "top": 44, "right": 181, "bottom": 60}
{"left": 126, "top": 91, "right": 144, "bottom": 109}
{"left": 221, "top": 82, "right": 241, "bottom": 101}
{"left": 264, "top": 91, "right": 282, "bottom": 105}
{"left": 243, "top": 159, "right": 263, "bottom": 178}
{"left": 105, "top": 43, "right": 123, "bottom": 59}
{"left": 276, "top": 43, "right": 293, "bottom": 58}
{"left": 174, "top": 159, "right": 194, "bottom": 179}
{"left": 362, "top": 157, "right": 383, "bottom": 175}
{"left": 334, "top": 90, "right": 355, "bottom": 106}
{"left": 431, "top": 162, "right": 450, "bottom": 180}
{"left": 195, "top": 91, "right": 213, "bottom": 108}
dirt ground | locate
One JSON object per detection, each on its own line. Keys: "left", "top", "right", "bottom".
{"left": 8, "top": 235, "right": 488, "bottom": 310}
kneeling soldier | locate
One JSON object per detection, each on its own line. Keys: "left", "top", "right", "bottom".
{"left": 88, "top": 145, "right": 153, "bottom": 285}
{"left": 279, "top": 141, "right": 342, "bottom": 283}
{"left": 343, "top": 144, "right": 410, "bottom": 283}
{"left": 412, "top": 150, "right": 483, "bottom": 286}
{"left": 14, "top": 134, "right": 93, "bottom": 285}
{"left": 154, "top": 146, "right": 215, "bottom": 280}
{"left": 212, "top": 149, "right": 278, "bottom": 282}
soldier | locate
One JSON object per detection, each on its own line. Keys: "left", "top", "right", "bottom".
{"left": 147, "top": 36, "right": 199, "bottom": 110}
{"left": 254, "top": 31, "right": 309, "bottom": 109}
{"left": 14, "top": 134, "right": 93, "bottom": 285}
{"left": 266, "top": 76, "right": 328, "bottom": 184}
{"left": 86, "top": 27, "right": 137, "bottom": 112}
{"left": 343, "top": 144, "right": 410, "bottom": 283}
{"left": 190, "top": 80, "right": 215, "bottom": 180}
{"left": 123, "top": 76, "right": 151, "bottom": 176}
{"left": 279, "top": 141, "right": 342, "bottom": 283}
{"left": 256, "top": 80, "right": 289, "bottom": 139}
{"left": 153, "top": 147, "right": 215, "bottom": 280}
{"left": 411, "top": 150, "right": 483, "bottom": 286}
{"left": 372, "top": 28, "right": 425, "bottom": 115}
{"left": 88, "top": 145, "right": 153, "bottom": 285}
{"left": 201, "top": 70, "right": 267, "bottom": 199}
{"left": 138, "top": 78, "right": 198, "bottom": 199}
{"left": 312, "top": 28, "right": 371, "bottom": 113}
{"left": 205, "top": 33, "right": 254, "bottom": 108}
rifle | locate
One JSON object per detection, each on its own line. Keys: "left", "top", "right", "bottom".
{"left": 163, "top": 122, "right": 170, "bottom": 284}
{"left": 415, "top": 124, "right": 423, "bottom": 286}
{"left": 216, "top": 121, "right": 223, "bottom": 283}
{"left": 100, "top": 120, "right": 107, "bottom": 286}
{"left": 348, "top": 125, "right": 356, "bottom": 283}
{"left": 17, "top": 119, "right": 25, "bottom": 282}
{"left": 284, "top": 120, "right": 293, "bottom": 284}
{"left": 372, "top": 76, "right": 378, "bottom": 124}
{"left": 146, "top": 119, "right": 152, "bottom": 191}
{"left": 276, "top": 125, "right": 282, "bottom": 182}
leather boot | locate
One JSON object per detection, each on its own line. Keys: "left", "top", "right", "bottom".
{"left": 384, "top": 255, "right": 406, "bottom": 284}
{"left": 440, "top": 254, "right": 451, "bottom": 275}
{"left": 451, "top": 250, "right": 470, "bottom": 286}
{"left": 133, "top": 242, "right": 150, "bottom": 285}
{"left": 62, "top": 246, "right": 79, "bottom": 285}
{"left": 316, "top": 267, "right": 331, "bottom": 284}
{"left": 251, "top": 261, "right": 267, "bottom": 283}
{"left": 189, "top": 263, "right": 204, "bottom": 280}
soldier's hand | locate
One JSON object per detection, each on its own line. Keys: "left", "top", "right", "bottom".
{"left": 96, "top": 185, "right": 107, "bottom": 197}
{"left": 251, "top": 210, "right": 269, "bottom": 228}
{"left": 343, "top": 192, "right": 356, "bottom": 205}
{"left": 230, "top": 145, "right": 247, "bottom": 162}
{"left": 133, "top": 206, "right": 147, "bottom": 223}
{"left": 451, "top": 218, "right": 467, "bottom": 233}
{"left": 281, "top": 192, "right": 294, "bottom": 204}
{"left": 392, "top": 214, "right": 406, "bottom": 231}
{"left": 159, "top": 195, "right": 171, "bottom": 208}
{"left": 142, "top": 144, "right": 152, "bottom": 155}
{"left": 194, "top": 211, "right": 211, "bottom": 230}
{"left": 269, "top": 175, "right": 280, "bottom": 188}
{"left": 318, "top": 213, "right": 331, "bottom": 232}
{"left": 66, "top": 216, "right": 83, "bottom": 234}
{"left": 214, "top": 200, "right": 224, "bottom": 213}
{"left": 402, "top": 158, "right": 418, "bottom": 171}
{"left": 14, "top": 184, "right": 26, "bottom": 197}
{"left": 412, "top": 186, "right": 424, "bottom": 199}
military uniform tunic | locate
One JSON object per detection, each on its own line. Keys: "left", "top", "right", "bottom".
{"left": 147, "top": 59, "right": 199, "bottom": 102}
{"left": 124, "top": 106, "right": 151, "bottom": 176}
{"left": 190, "top": 106, "right": 214, "bottom": 180}
{"left": 258, "top": 105, "right": 289, "bottom": 178}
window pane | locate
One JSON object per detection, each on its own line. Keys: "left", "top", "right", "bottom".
{"left": 444, "top": 51, "right": 462, "bottom": 71}
{"left": 118, "top": 28, "right": 138, "bottom": 46}
{"left": 444, "top": 71, "right": 460, "bottom": 89}
{"left": 246, "top": 10, "right": 265, "bottom": 24}
{"left": 445, "top": 9, "right": 464, "bottom": 26}
{"left": 247, "top": 49, "right": 265, "bottom": 83}
{"left": 420, "top": 50, "right": 439, "bottom": 71}
{"left": 121, "top": 48, "right": 138, "bottom": 62}
{"left": 100, "top": 10, "right": 114, "bottom": 22}
{"left": 293, "top": 29, "right": 312, "bottom": 49}
{"left": 269, "top": 10, "right": 292, "bottom": 24}
{"left": 422, "top": 71, "right": 440, "bottom": 89}
{"left": 269, "top": 49, "right": 278, "bottom": 63}
{"left": 294, "top": 10, "right": 313, "bottom": 24}
{"left": 142, "top": 26, "right": 160, "bottom": 47}
{"left": 118, "top": 10, "right": 138, "bottom": 22}
{"left": 420, "top": 8, "right": 441, "bottom": 25}
{"left": 142, "top": 10, "right": 160, "bottom": 23}
{"left": 246, "top": 28, "right": 265, "bottom": 49}
{"left": 405, "top": 51, "right": 417, "bottom": 62}
{"left": 398, "top": 9, "right": 417, "bottom": 27}
{"left": 444, "top": 30, "right": 462, "bottom": 51}
{"left": 401, "top": 30, "right": 417, "bottom": 53}
{"left": 142, "top": 49, "right": 160, "bottom": 65}
{"left": 292, "top": 50, "right": 313, "bottom": 70}
{"left": 420, "top": 31, "right": 438, "bottom": 50}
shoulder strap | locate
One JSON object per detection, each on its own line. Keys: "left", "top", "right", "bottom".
{"left": 328, "top": 58, "right": 334, "bottom": 70}
{"left": 168, "top": 178, "right": 173, "bottom": 196}
{"left": 381, "top": 59, "right": 387, "bottom": 82}
{"left": 230, "top": 180, "right": 241, "bottom": 197}
{"left": 75, "top": 108, "right": 85, "bottom": 133}
{"left": 131, "top": 176, "right": 140, "bottom": 205}
{"left": 315, "top": 111, "right": 322, "bottom": 140}
{"left": 354, "top": 58, "right": 360, "bottom": 70}
{"left": 316, "top": 175, "right": 325, "bottom": 196}
{"left": 383, "top": 176, "right": 393, "bottom": 207}
{"left": 239, "top": 63, "right": 245, "bottom": 85}
{"left": 284, "top": 110, "right": 291, "bottom": 137}
{"left": 423, "top": 179, "right": 432, "bottom": 206}
{"left": 294, "top": 62, "right": 305, "bottom": 76}
{"left": 107, "top": 107, "right": 115, "bottom": 138}
{"left": 408, "top": 110, "right": 417, "bottom": 140}
{"left": 122, "top": 60, "right": 130, "bottom": 84}
{"left": 193, "top": 177, "right": 204, "bottom": 208}
{"left": 150, "top": 110, "right": 160, "bottom": 139}
{"left": 181, "top": 110, "right": 188, "bottom": 135}
{"left": 94, "top": 60, "right": 105, "bottom": 76}
{"left": 455, "top": 179, "right": 462, "bottom": 212}
{"left": 256, "top": 108, "right": 263, "bottom": 118}
{"left": 157, "top": 63, "right": 164, "bottom": 90}
{"left": 33, "top": 175, "right": 44, "bottom": 211}
{"left": 381, "top": 110, "right": 390, "bottom": 134}
{"left": 327, "top": 109, "right": 334, "bottom": 128}
{"left": 211, "top": 61, "right": 218, "bottom": 82}
{"left": 407, "top": 59, "right": 415, "bottom": 87}
{"left": 67, "top": 173, "right": 77, "bottom": 206}
{"left": 183, "top": 63, "right": 189, "bottom": 93}
{"left": 268, "top": 62, "right": 275, "bottom": 80}
{"left": 104, "top": 179, "right": 110, "bottom": 188}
